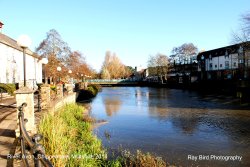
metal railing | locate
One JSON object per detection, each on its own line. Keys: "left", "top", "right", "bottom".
{"left": 18, "top": 103, "right": 53, "bottom": 167}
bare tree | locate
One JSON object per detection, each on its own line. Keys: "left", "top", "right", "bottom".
{"left": 36, "top": 29, "right": 71, "bottom": 62}
{"left": 232, "top": 12, "right": 250, "bottom": 78}
{"left": 147, "top": 53, "right": 169, "bottom": 83}
{"left": 171, "top": 43, "right": 198, "bottom": 64}
{"left": 36, "top": 29, "right": 72, "bottom": 84}
{"left": 242, "top": 12, "right": 250, "bottom": 35}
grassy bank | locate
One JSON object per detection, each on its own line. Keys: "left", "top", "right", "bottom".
{"left": 38, "top": 103, "right": 168, "bottom": 167}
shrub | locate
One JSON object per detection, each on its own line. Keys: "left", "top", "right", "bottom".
{"left": 87, "top": 86, "right": 97, "bottom": 96}
{"left": 87, "top": 84, "right": 101, "bottom": 96}
{"left": 88, "top": 84, "right": 102, "bottom": 92}
{"left": 117, "top": 150, "right": 167, "bottom": 167}
{"left": 0, "top": 83, "right": 16, "bottom": 95}
{"left": 50, "top": 85, "right": 57, "bottom": 92}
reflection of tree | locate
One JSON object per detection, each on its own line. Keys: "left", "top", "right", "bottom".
{"left": 148, "top": 107, "right": 170, "bottom": 120}
{"left": 148, "top": 102, "right": 200, "bottom": 134}
{"left": 147, "top": 89, "right": 170, "bottom": 120}
{"left": 170, "top": 108, "right": 200, "bottom": 134}
{"left": 103, "top": 96, "right": 122, "bottom": 116}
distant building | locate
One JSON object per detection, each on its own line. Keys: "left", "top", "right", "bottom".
{"left": 197, "top": 42, "right": 250, "bottom": 80}
{"left": 132, "top": 66, "right": 147, "bottom": 81}
{"left": 0, "top": 24, "right": 43, "bottom": 89}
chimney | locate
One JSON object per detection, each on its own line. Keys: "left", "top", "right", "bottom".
{"left": 0, "top": 21, "right": 4, "bottom": 33}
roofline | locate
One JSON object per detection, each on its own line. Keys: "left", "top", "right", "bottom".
{"left": 0, "top": 35, "right": 40, "bottom": 59}
{"left": 197, "top": 41, "right": 250, "bottom": 60}
{"left": 198, "top": 41, "right": 250, "bottom": 56}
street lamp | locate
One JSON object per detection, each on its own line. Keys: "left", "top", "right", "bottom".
{"left": 17, "top": 35, "right": 32, "bottom": 87}
{"left": 201, "top": 55, "right": 205, "bottom": 80}
{"left": 57, "top": 66, "right": 62, "bottom": 83}
{"left": 41, "top": 57, "right": 48, "bottom": 83}
{"left": 68, "top": 70, "right": 72, "bottom": 83}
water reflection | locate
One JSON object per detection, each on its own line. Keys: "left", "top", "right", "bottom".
{"left": 169, "top": 108, "right": 202, "bottom": 134}
{"left": 87, "top": 87, "right": 250, "bottom": 166}
{"left": 102, "top": 96, "right": 122, "bottom": 117}
{"left": 148, "top": 107, "right": 170, "bottom": 120}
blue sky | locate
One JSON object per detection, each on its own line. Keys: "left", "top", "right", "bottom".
{"left": 1, "top": 0, "right": 249, "bottom": 71}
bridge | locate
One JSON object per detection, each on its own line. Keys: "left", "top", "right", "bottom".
{"left": 86, "top": 79, "right": 140, "bottom": 85}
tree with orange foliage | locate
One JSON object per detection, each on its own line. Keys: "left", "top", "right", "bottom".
{"left": 36, "top": 29, "right": 95, "bottom": 83}
{"left": 100, "top": 51, "right": 131, "bottom": 79}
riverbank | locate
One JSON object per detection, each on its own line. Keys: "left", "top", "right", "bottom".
{"left": 76, "top": 84, "right": 101, "bottom": 101}
{"left": 38, "top": 103, "right": 168, "bottom": 166}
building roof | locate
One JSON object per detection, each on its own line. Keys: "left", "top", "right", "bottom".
{"left": 197, "top": 41, "right": 250, "bottom": 61}
{"left": 0, "top": 33, "right": 40, "bottom": 59}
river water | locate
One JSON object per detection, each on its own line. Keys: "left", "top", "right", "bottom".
{"left": 81, "top": 87, "right": 250, "bottom": 166}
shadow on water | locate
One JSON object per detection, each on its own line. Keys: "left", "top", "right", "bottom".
{"left": 147, "top": 88, "right": 250, "bottom": 143}
{"left": 147, "top": 88, "right": 250, "bottom": 110}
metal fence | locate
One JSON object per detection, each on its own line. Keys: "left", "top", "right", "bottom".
{"left": 17, "top": 103, "right": 53, "bottom": 167}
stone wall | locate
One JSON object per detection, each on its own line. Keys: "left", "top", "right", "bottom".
{"left": 15, "top": 87, "right": 35, "bottom": 136}
{"left": 40, "top": 85, "right": 50, "bottom": 110}
{"left": 56, "top": 84, "right": 63, "bottom": 99}
{"left": 15, "top": 84, "right": 76, "bottom": 137}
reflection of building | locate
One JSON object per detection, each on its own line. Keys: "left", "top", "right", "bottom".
{"left": 197, "top": 42, "right": 250, "bottom": 80}
{"left": 0, "top": 26, "right": 42, "bottom": 89}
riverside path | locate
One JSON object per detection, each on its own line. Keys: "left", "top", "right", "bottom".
{"left": 0, "top": 97, "right": 17, "bottom": 167}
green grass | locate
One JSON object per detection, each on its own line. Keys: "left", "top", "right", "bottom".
{"left": 38, "top": 103, "right": 109, "bottom": 166}
{"left": 0, "top": 83, "right": 16, "bottom": 95}
{"left": 38, "top": 103, "right": 168, "bottom": 167}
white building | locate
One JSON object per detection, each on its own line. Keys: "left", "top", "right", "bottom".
{"left": 0, "top": 31, "right": 43, "bottom": 89}
{"left": 197, "top": 42, "right": 250, "bottom": 80}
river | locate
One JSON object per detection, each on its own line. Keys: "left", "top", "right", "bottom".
{"left": 79, "top": 87, "right": 250, "bottom": 166}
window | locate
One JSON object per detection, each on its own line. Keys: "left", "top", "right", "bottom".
{"left": 248, "top": 59, "right": 250, "bottom": 67}
{"left": 215, "top": 65, "right": 217, "bottom": 68}
{"left": 220, "top": 64, "right": 222, "bottom": 68}
{"left": 225, "top": 61, "right": 229, "bottom": 69}
{"left": 233, "top": 62, "right": 237, "bottom": 67}
{"left": 209, "top": 63, "right": 213, "bottom": 70}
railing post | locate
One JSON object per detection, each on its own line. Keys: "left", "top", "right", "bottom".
{"left": 17, "top": 103, "right": 53, "bottom": 167}
{"left": 15, "top": 87, "right": 35, "bottom": 136}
